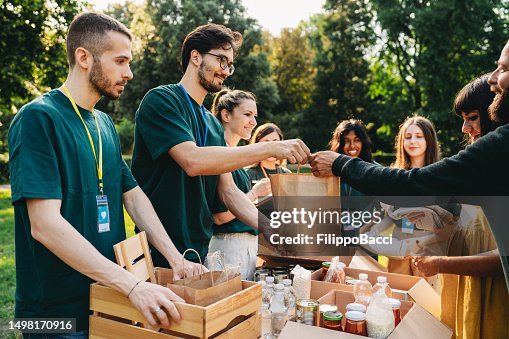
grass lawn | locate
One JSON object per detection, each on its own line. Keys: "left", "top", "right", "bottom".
{"left": 0, "top": 189, "right": 15, "bottom": 321}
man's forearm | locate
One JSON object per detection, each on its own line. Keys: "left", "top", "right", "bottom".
{"left": 220, "top": 185, "right": 259, "bottom": 229}
{"left": 123, "top": 186, "right": 182, "bottom": 266}
{"left": 172, "top": 142, "right": 274, "bottom": 176}
{"left": 28, "top": 202, "right": 139, "bottom": 295}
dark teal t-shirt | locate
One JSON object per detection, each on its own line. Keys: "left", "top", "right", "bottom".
{"left": 8, "top": 89, "right": 138, "bottom": 331}
{"left": 131, "top": 84, "right": 226, "bottom": 264}
{"left": 213, "top": 168, "right": 259, "bottom": 236}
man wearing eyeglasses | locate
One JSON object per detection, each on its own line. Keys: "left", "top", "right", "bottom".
{"left": 131, "top": 23, "right": 310, "bottom": 267}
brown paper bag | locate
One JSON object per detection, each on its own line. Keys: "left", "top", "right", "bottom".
{"left": 270, "top": 172, "right": 340, "bottom": 197}
{"left": 167, "top": 271, "right": 242, "bottom": 306}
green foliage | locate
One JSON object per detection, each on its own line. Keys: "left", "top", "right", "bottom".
{"left": 266, "top": 25, "right": 317, "bottom": 139}
{"left": 371, "top": 0, "right": 509, "bottom": 154}
{"left": 115, "top": 118, "right": 135, "bottom": 155}
{"left": 0, "top": 189, "right": 15, "bottom": 321}
{"left": 300, "top": 0, "right": 377, "bottom": 151}
{"left": 0, "top": 0, "right": 82, "bottom": 108}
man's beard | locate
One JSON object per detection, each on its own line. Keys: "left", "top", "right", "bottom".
{"left": 89, "top": 59, "right": 123, "bottom": 100}
{"left": 198, "top": 62, "right": 224, "bottom": 93}
{"left": 488, "top": 90, "right": 509, "bottom": 124}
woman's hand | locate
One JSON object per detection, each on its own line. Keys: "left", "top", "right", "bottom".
{"left": 251, "top": 178, "right": 272, "bottom": 199}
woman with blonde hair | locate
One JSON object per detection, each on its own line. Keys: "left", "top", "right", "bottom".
{"left": 208, "top": 88, "right": 271, "bottom": 280}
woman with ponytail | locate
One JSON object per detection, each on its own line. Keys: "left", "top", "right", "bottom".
{"left": 208, "top": 88, "right": 269, "bottom": 280}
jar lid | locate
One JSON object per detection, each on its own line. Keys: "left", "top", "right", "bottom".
{"left": 346, "top": 303, "right": 366, "bottom": 313}
{"left": 319, "top": 304, "right": 338, "bottom": 313}
{"left": 388, "top": 298, "right": 401, "bottom": 308}
{"left": 345, "top": 311, "right": 366, "bottom": 321}
{"left": 322, "top": 261, "right": 331, "bottom": 268}
{"left": 323, "top": 311, "right": 343, "bottom": 321}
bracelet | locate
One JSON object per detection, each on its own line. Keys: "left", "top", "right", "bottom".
{"left": 127, "top": 280, "right": 142, "bottom": 298}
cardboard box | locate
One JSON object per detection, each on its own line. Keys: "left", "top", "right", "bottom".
{"left": 279, "top": 290, "right": 452, "bottom": 339}
{"left": 310, "top": 267, "right": 440, "bottom": 318}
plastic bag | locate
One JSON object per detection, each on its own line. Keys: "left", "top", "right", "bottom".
{"left": 291, "top": 265, "right": 311, "bottom": 300}
{"left": 366, "top": 289, "right": 395, "bottom": 339}
{"left": 323, "top": 256, "right": 346, "bottom": 283}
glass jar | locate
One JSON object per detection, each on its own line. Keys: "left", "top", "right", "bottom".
{"left": 344, "top": 311, "right": 367, "bottom": 336}
{"left": 323, "top": 311, "right": 343, "bottom": 331}
{"left": 321, "top": 262, "right": 331, "bottom": 281}
{"left": 319, "top": 304, "right": 338, "bottom": 327}
{"left": 388, "top": 298, "right": 402, "bottom": 327}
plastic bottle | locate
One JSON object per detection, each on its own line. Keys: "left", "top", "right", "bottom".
{"left": 372, "top": 276, "right": 392, "bottom": 298}
{"left": 269, "top": 284, "right": 287, "bottom": 337}
{"left": 282, "top": 279, "right": 296, "bottom": 321}
{"left": 258, "top": 281, "right": 272, "bottom": 337}
{"left": 265, "top": 276, "right": 275, "bottom": 301}
{"left": 353, "top": 273, "right": 373, "bottom": 306}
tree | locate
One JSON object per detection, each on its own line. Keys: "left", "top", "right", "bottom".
{"left": 101, "top": 0, "right": 278, "bottom": 123}
{"left": 266, "top": 25, "right": 317, "bottom": 139}
{"left": 0, "top": 0, "right": 81, "bottom": 155}
{"left": 300, "top": 0, "right": 377, "bottom": 151}
{"left": 372, "top": 0, "right": 509, "bottom": 154}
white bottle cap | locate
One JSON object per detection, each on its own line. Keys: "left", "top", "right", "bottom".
{"left": 377, "top": 276, "right": 387, "bottom": 283}
{"left": 266, "top": 276, "right": 274, "bottom": 283}
{"left": 359, "top": 273, "right": 369, "bottom": 280}
{"left": 282, "top": 279, "right": 292, "bottom": 286}
{"left": 274, "top": 283, "right": 284, "bottom": 291}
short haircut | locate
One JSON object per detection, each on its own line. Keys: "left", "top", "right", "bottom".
{"left": 66, "top": 12, "right": 133, "bottom": 68}
{"left": 328, "top": 119, "right": 374, "bottom": 163}
{"left": 181, "top": 23, "right": 243, "bottom": 73}
{"left": 212, "top": 88, "right": 256, "bottom": 123}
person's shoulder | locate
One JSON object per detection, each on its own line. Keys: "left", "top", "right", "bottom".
{"left": 142, "top": 84, "right": 182, "bottom": 102}
{"left": 15, "top": 90, "right": 64, "bottom": 121}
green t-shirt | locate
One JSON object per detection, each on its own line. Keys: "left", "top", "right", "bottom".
{"left": 213, "top": 168, "right": 259, "bottom": 236}
{"left": 8, "top": 89, "right": 138, "bottom": 331}
{"left": 131, "top": 84, "right": 226, "bottom": 264}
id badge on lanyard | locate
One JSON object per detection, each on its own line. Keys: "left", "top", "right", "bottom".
{"left": 96, "top": 194, "right": 110, "bottom": 233}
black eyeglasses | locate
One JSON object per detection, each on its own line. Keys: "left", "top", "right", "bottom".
{"left": 204, "top": 52, "right": 235, "bottom": 75}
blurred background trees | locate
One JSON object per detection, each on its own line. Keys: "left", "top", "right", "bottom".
{"left": 2, "top": 0, "right": 509, "bottom": 181}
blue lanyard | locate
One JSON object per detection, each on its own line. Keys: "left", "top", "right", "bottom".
{"left": 179, "top": 83, "right": 209, "bottom": 147}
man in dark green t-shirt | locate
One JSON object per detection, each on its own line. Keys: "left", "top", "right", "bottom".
{"left": 132, "top": 24, "right": 311, "bottom": 266}
{"left": 8, "top": 13, "right": 201, "bottom": 336}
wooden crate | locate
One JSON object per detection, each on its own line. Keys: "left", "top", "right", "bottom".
{"left": 89, "top": 268, "right": 261, "bottom": 338}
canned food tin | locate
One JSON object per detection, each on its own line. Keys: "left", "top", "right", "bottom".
{"left": 254, "top": 268, "right": 270, "bottom": 282}
{"left": 319, "top": 304, "right": 338, "bottom": 327}
{"left": 296, "top": 299, "right": 320, "bottom": 326}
